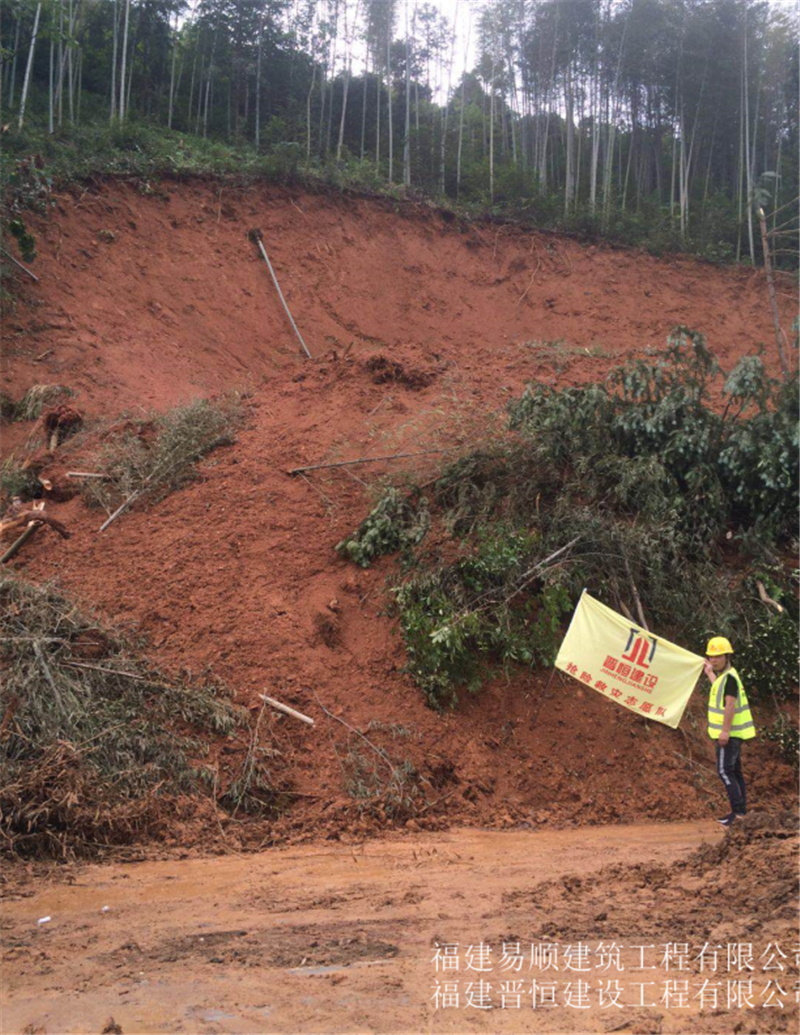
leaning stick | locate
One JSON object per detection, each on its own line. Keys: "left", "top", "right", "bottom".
{"left": 758, "top": 207, "right": 790, "bottom": 380}
{"left": 288, "top": 448, "right": 453, "bottom": 476}
{"left": 0, "top": 247, "right": 39, "bottom": 282}
{"left": 98, "top": 488, "right": 145, "bottom": 532}
{"left": 756, "top": 580, "right": 784, "bottom": 614}
{"left": 0, "top": 522, "right": 40, "bottom": 564}
{"left": 259, "top": 693, "right": 315, "bottom": 726}
{"left": 249, "top": 229, "right": 312, "bottom": 360}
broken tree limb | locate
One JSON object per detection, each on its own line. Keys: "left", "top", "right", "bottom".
{"left": 0, "top": 246, "right": 39, "bottom": 282}
{"left": 756, "top": 580, "right": 785, "bottom": 614}
{"left": 259, "top": 693, "right": 315, "bottom": 726}
{"left": 98, "top": 488, "right": 145, "bottom": 532}
{"left": 623, "top": 554, "right": 649, "bottom": 631}
{"left": 288, "top": 448, "right": 453, "bottom": 476}
{"left": 0, "top": 522, "right": 40, "bottom": 563}
{"left": 67, "top": 471, "right": 110, "bottom": 479}
{"left": 758, "top": 207, "right": 790, "bottom": 380}
{"left": 249, "top": 228, "right": 312, "bottom": 360}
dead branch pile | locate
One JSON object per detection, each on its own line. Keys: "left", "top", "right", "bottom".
{"left": 0, "top": 572, "right": 255, "bottom": 857}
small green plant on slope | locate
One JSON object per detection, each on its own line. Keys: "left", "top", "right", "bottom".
{"left": 335, "top": 487, "right": 430, "bottom": 568}
{"left": 81, "top": 396, "right": 244, "bottom": 512}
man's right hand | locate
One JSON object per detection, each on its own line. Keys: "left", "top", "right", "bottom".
{"left": 703, "top": 660, "right": 715, "bottom": 682}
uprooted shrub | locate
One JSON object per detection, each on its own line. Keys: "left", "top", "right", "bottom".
{"left": 80, "top": 395, "right": 244, "bottom": 513}
{"left": 335, "top": 487, "right": 430, "bottom": 568}
{"left": 0, "top": 573, "right": 280, "bottom": 856}
{"left": 338, "top": 329, "right": 799, "bottom": 709}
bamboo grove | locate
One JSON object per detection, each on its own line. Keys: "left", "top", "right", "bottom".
{"left": 1, "top": 0, "right": 798, "bottom": 263}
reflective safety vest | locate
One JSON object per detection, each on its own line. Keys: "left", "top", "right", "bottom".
{"left": 707, "top": 667, "right": 756, "bottom": 740}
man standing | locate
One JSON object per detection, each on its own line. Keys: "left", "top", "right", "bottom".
{"left": 704, "top": 637, "right": 756, "bottom": 827}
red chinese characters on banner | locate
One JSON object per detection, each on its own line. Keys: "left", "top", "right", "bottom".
{"left": 601, "top": 655, "right": 659, "bottom": 693}
{"left": 560, "top": 660, "right": 669, "bottom": 722}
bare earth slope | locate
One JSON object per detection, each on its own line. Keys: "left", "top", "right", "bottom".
{"left": 4, "top": 181, "right": 793, "bottom": 415}
{"left": 1, "top": 182, "right": 795, "bottom": 839}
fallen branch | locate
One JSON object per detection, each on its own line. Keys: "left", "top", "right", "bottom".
{"left": 63, "top": 661, "right": 149, "bottom": 680}
{"left": 758, "top": 206, "right": 790, "bottom": 380}
{"left": 259, "top": 693, "right": 315, "bottom": 727}
{"left": 418, "top": 787, "right": 460, "bottom": 814}
{"left": 67, "top": 471, "right": 110, "bottom": 480}
{"left": 98, "top": 488, "right": 145, "bottom": 532}
{"left": 756, "top": 580, "right": 785, "bottom": 615}
{"left": 309, "top": 688, "right": 401, "bottom": 785}
{"left": 623, "top": 555, "right": 649, "bottom": 631}
{"left": 0, "top": 522, "right": 40, "bottom": 564}
{"left": 249, "top": 228, "right": 312, "bottom": 360}
{"left": 0, "top": 246, "right": 39, "bottom": 282}
{"left": 289, "top": 448, "right": 453, "bottom": 476}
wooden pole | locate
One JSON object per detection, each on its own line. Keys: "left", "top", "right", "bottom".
{"left": 758, "top": 206, "right": 790, "bottom": 380}
{"left": 0, "top": 247, "right": 39, "bottom": 282}
{"left": 288, "top": 448, "right": 453, "bottom": 476}
{"left": 1, "top": 522, "right": 40, "bottom": 564}
{"left": 259, "top": 693, "right": 315, "bottom": 726}
{"left": 249, "top": 229, "right": 312, "bottom": 359}
{"left": 98, "top": 488, "right": 144, "bottom": 532}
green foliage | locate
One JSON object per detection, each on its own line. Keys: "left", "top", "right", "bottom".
{"left": 762, "top": 714, "right": 800, "bottom": 767}
{"left": 509, "top": 329, "right": 799, "bottom": 544}
{"left": 336, "top": 488, "right": 430, "bottom": 568}
{"left": 736, "top": 611, "right": 799, "bottom": 704}
{"left": 81, "top": 396, "right": 244, "bottom": 513}
{"left": 7, "top": 217, "right": 36, "bottom": 262}
{"left": 393, "top": 526, "right": 571, "bottom": 709}
{"left": 12, "top": 384, "right": 73, "bottom": 421}
{"left": 0, "top": 458, "right": 42, "bottom": 509}
{"left": 341, "top": 332, "right": 796, "bottom": 710}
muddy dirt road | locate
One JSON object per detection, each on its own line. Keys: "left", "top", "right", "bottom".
{"left": 7, "top": 819, "right": 790, "bottom": 1035}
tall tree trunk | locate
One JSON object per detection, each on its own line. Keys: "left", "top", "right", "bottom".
{"left": 255, "top": 11, "right": 263, "bottom": 148}
{"left": 386, "top": 24, "right": 393, "bottom": 182}
{"left": 8, "top": 12, "right": 22, "bottom": 109}
{"left": 743, "top": 11, "right": 755, "bottom": 263}
{"left": 17, "top": 2, "right": 42, "bottom": 131}
{"left": 168, "top": 11, "right": 178, "bottom": 129}
{"left": 306, "top": 63, "right": 316, "bottom": 164}
{"left": 360, "top": 53, "right": 368, "bottom": 159}
{"left": 440, "top": 2, "right": 459, "bottom": 193}
{"left": 118, "top": 0, "right": 130, "bottom": 121}
{"left": 456, "top": 6, "right": 471, "bottom": 199}
{"left": 66, "top": 0, "right": 74, "bottom": 122}
{"left": 489, "top": 54, "right": 496, "bottom": 201}
{"left": 48, "top": 16, "right": 54, "bottom": 134}
{"left": 402, "top": 1, "right": 410, "bottom": 185}
{"left": 110, "top": 0, "right": 118, "bottom": 122}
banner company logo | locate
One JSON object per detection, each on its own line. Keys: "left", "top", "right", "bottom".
{"left": 622, "top": 628, "right": 657, "bottom": 669}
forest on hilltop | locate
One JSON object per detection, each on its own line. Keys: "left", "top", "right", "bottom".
{"left": 1, "top": 0, "right": 798, "bottom": 263}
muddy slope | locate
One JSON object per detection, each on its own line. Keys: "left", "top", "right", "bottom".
{"left": 3, "top": 181, "right": 793, "bottom": 416}
{"left": 1, "top": 183, "right": 796, "bottom": 840}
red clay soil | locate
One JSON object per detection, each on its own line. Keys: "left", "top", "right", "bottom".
{"left": 1, "top": 181, "right": 796, "bottom": 845}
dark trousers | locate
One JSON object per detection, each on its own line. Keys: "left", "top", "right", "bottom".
{"left": 715, "top": 737, "right": 746, "bottom": 815}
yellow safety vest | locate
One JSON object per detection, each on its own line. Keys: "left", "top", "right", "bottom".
{"left": 707, "top": 667, "right": 756, "bottom": 740}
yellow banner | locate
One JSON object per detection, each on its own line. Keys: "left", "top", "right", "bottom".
{"left": 554, "top": 592, "right": 704, "bottom": 729}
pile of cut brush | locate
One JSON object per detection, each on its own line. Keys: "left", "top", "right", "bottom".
{"left": 0, "top": 573, "right": 279, "bottom": 858}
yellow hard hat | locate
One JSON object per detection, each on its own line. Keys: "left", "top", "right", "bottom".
{"left": 706, "top": 636, "right": 734, "bottom": 657}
